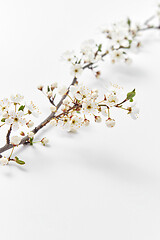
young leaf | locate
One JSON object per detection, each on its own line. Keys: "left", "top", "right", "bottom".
{"left": 29, "top": 137, "right": 33, "bottom": 145}
{"left": 18, "top": 105, "right": 25, "bottom": 111}
{"left": 98, "top": 44, "right": 102, "bottom": 52}
{"left": 128, "top": 39, "right": 132, "bottom": 45}
{"left": 127, "top": 89, "right": 136, "bottom": 102}
{"left": 1, "top": 118, "right": 6, "bottom": 122}
{"left": 15, "top": 156, "right": 25, "bottom": 165}
{"left": 127, "top": 18, "right": 131, "bottom": 27}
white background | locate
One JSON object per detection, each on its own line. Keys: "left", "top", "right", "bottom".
{"left": 0, "top": 0, "right": 160, "bottom": 239}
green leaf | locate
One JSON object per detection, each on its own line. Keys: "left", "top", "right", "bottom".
{"left": 98, "top": 44, "right": 102, "bottom": 52}
{"left": 1, "top": 118, "right": 6, "bottom": 122}
{"left": 29, "top": 137, "right": 33, "bottom": 145}
{"left": 47, "top": 86, "right": 50, "bottom": 92}
{"left": 128, "top": 39, "right": 132, "bottom": 45}
{"left": 127, "top": 18, "right": 131, "bottom": 27}
{"left": 127, "top": 89, "right": 136, "bottom": 101}
{"left": 18, "top": 105, "right": 25, "bottom": 111}
{"left": 15, "top": 157, "right": 25, "bottom": 165}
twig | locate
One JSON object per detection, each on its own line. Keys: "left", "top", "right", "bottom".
{"left": 144, "top": 15, "right": 156, "bottom": 25}
{"left": 6, "top": 125, "right": 12, "bottom": 144}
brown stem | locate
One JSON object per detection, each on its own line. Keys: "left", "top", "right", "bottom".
{"left": 6, "top": 125, "right": 12, "bottom": 144}
{"left": 98, "top": 104, "right": 109, "bottom": 109}
{"left": 114, "top": 99, "right": 127, "bottom": 107}
{"left": 138, "top": 26, "right": 160, "bottom": 32}
{"left": 144, "top": 15, "right": 156, "bottom": 25}
{"left": 55, "top": 104, "right": 81, "bottom": 119}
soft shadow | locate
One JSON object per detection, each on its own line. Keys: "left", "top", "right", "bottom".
{"left": 70, "top": 146, "right": 157, "bottom": 186}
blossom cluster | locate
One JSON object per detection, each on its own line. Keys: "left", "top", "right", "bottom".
{"left": 0, "top": 4, "right": 159, "bottom": 166}
{"left": 61, "top": 21, "right": 138, "bottom": 77}
{"left": 0, "top": 94, "right": 49, "bottom": 165}
{"left": 39, "top": 82, "right": 139, "bottom": 133}
{"left": 61, "top": 4, "right": 160, "bottom": 79}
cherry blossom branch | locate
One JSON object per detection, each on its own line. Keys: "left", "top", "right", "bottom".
{"left": 0, "top": 4, "right": 160, "bottom": 165}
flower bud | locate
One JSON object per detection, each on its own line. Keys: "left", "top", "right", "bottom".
{"left": 20, "top": 131, "right": 25, "bottom": 136}
{"left": 95, "top": 116, "right": 102, "bottom": 123}
{"left": 41, "top": 137, "right": 49, "bottom": 146}
{"left": 50, "top": 106, "right": 57, "bottom": 112}
{"left": 105, "top": 118, "right": 115, "bottom": 128}
{"left": 47, "top": 91, "right": 53, "bottom": 98}
{"left": 26, "top": 120, "right": 34, "bottom": 128}
{"left": 84, "top": 119, "right": 90, "bottom": 126}
{"left": 0, "top": 157, "right": 8, "bottom": 166}
{"left": 51, "top": 82, "right": 58, "bottom": 90}
{"left": 28, "top": 132, "right": 34, "bottom": 138}
{"left": 37, "top": 85, "right": 43, "bottom": 91}
{"left": 50, "top": 119, "right": 57, "bottom": 127}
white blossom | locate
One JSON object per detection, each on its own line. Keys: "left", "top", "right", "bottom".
{"left": 47, "top": 91, "right": 53, "bottom": 98}
{"left": 63, "top": 98, "right": 70, "bottom": 106}
{"left": 61, "top": 104, "right": 69, "bottom": 112}
{"left": 60, "top": 117, "right": 70, "bottom": 129}
{"left": 70, "top": 85, "right": 90, "bottom": 101}
{"left": 51, "top": 82, "right": 58, "bottom": 89}
{"left": 11, "top": 136, "right": 22, "bottom": 146}
{"left": 125, "top": 57, "right": 132, "bottom": 65}
{"left": 2, "top": 111, "right": 9, "bottom": 118}
{"left": 11, "top": 94, "right": 24, "bottom": 104}
{"left": 128, "top": 103, "right": 139, "bottom": 120}
{"left": 80, "top": 39, "right": 96, "bottom": 62}
{"left": 105, "top": 118, "right": 116, "bottom": 128}
{"left": 132, "top": 42, "right": 142, "bottom": 54}
{"left": 5, "top": 110, "right": 26, "bottom": 131}
{"left": 82, "top": 98, "right": 97, "bottom": 114}
{"left": 70, "top": 64, "right": 83, "bottom": 77}
{"left": 50, "top": 106, "right": 57, "bottom": 112}
{"left": 58, "top": 86, "right": 68, "bottom": 96}
{"left": 95, "top": 116, "right": 102, "bottom": 123}
{"left": 103, "top": 21, "right": 131, "bottom": 49}
{"left": 61, "top": 50, "right": 75, "bottom": 63}
{"left": 101, "top": 108, "right": 108, "bottom": 117}
{"left": 41, "top": 137, "right": 49, "bottom": 146}
{"left": 0, "top": 98, "right": 10, "bottom": 114}
{"left": 26, "top": 101, "right": 40, "bottom": 117}
{"left": 68, "top": 115, "right": 82, "bottom": 131}
{"left": 26, "top": 120, "right": 34, "bottom": 128}
{"left": 111, "top": 50, "right": 124, "bottom": 63}
{"left": 0, "top": 157, "right": 8, "bottom": 166}
{"left": 106, "top": 92, "right": 118, "bottom": 107}
{"left": 28, "top": 132, "right": 34, "bottom": 138}
{"left": 157, "top": 4, "right": 160, "bottom": 19}
{"left": 50, "top": 119, "right": 57, "bottom": 127}
{"left": 91, "top": 89, "right": 99, "bottom": 99}
{"left": 84, "top": 118, "right": 90, "bottom": 126}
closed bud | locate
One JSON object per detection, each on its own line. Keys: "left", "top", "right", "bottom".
{"left": 84, "top": 119, "right": 90, "bottom": 126}
{"left": 37, "top": 85, "right": 43, "bottom": 91}
{"left": 20, "top": 131, "right": 25, "bottom": 136}
{"left": 95, "top": 116, "right": 102, "bottom": 123}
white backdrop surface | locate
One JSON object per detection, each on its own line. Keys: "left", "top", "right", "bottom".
{"left": 0, "top": 0, "right": 160, "bottom": 239}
